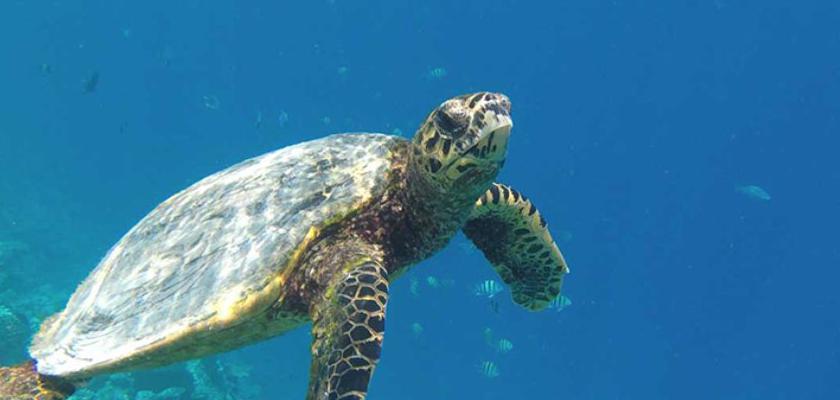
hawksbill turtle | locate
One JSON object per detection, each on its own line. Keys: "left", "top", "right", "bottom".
{"left": 0, "top": 92, "right": 569, "bottom": 400}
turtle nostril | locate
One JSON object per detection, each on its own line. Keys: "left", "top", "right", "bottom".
{"left": 498, "top": 96, "right": 511, "bottom": 113}
{"left": 480, "top": 93, "right": 511, "bottom": 114}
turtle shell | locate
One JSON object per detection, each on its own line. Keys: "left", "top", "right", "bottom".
{"left": 30, "top": 133, "right": 404, "bottom": 378}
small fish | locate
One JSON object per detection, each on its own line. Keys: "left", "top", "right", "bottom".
{"left": 482, "top": 327, "right": 495, "bottom": 346}
{"left": 548, "top": 295, "right": 572, "bottom": 312}
{"left": 426, "top": 276, "right": 440, "bottom": 289}
{"left": 496, "top": 338, "right": 514, "bottom": 354}
{"left": 40, "top": 63, "right": 52, "bottom": 75}
{"left": 255, "top": 111, "right": 263, "bottom": 129}
{"left": 426, "top": 67, "right": 447, "bottom": 80}
{"left": 337, "top": 66, "right": 348, "bottom": 75}
{"left": 277, "top": 111, "right": 289, "bottom": 128}
{"left": 410, "top": 322, "right": 423, "bottom": 337}
{"left": 489, "top": 298, "right": 500, "bottom": 314}
{"left": 409, "top": 277, "right": 420, "bottom": 297}
{"left": 478, "top": 360, "right": 500, "bottom": 378}
{"left": 83, "top": 71, "right": 99, "bottom": 93}
{"left": 474, "top": 280, "right": 503, "bottom": 298}
{"left": 203, "top": 95, "right": 220, "bottom": 110}
{"left": 321, "top": 116, "right": 331, "bottom": 125}
{"left": 736, "top": 185, "right": 771, "bottom": 201}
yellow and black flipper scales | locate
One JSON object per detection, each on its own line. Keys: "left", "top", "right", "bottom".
{"left": 308, "top": 259, "right": 389, "bottom": 400}
{"left": 463, "top": 183, "right": 570, "bottom": 311}
{"left": 0, "top": 361, "right": 75, "bottom": 400}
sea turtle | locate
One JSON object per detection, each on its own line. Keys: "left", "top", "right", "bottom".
{"left": 0, "top": 92, "right": 570, "bottom": 400}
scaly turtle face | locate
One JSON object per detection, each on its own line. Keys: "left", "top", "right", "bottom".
{"left": 411, "top": 92, "right": 512, "bottom": 189}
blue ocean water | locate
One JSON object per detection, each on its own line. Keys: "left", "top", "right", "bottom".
{"left": 1, "top": 0, "right": 838, "bottom": 398}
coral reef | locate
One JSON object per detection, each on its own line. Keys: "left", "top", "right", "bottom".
{"left": 71, "top": 373, "right": 185, "bottom": 400}
{"left": 0, "top": 304, "right": 30, "bottom": 364}
{"left": 66, "top": 357, "right": 261, "bottom": 400}
{"left": 136, "top": 388, "right": 187, "bottom": 400}
{"left": 0, "top": 240, "right": 30, "bottom": 267}
{"left": 187, "top": 358, "right": 262, "bottom": 400}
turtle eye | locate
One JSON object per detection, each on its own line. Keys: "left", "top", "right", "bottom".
{"left": 435, "top": 110, "right": 467, "bottom": 139}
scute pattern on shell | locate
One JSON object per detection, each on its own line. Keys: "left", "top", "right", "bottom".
{"left": 30, "top": 133, "right": 403, "bottom": 378}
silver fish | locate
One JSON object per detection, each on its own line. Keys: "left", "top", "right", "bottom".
{"left": 474, "top": 280, "right": 504, "bottom": 298}
{"left": 410, "top": 322, "right": 423, "bottom": 337}
{"left": 409, "top": 276, "right": 420, "bottom": 297}
{"left": 483, "top": 327, "right": 495, "bottom": 346}
{"left": 426, "top": 276, "right": 440, "bottom": 288}
{"left": 255, "top": 111, "right": 263, "bottom": 129}
{"left": 496, "top": 338, "right": 514, "bottom": 354}
{"left": 736, "top": 185, "right": 771, "bottom": 201}
{"left": 548, "top": 295, "right": 572, "bottom": 312}
{"left": 426, "top": 67, "right": 448, "bottom": 80}
{"left": 277, "top": 111, "right": 289, "bottom": 128}
{"left": 83, "top": 71, "right": 99, "bottom": 93}
{"left": 202, "top": 95, "right": 220, "bottom": 110}
{"left": 478, "top": 360, "right": 500, "bottom": 378}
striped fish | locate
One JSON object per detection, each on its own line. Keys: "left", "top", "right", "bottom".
{"left": 426, "top": 67, "right": 448, "bottom": 80}
{"left": 473, "top": 279, "right": 504, "bottom": 298}
{"left": 478, "top": 360, "right": 500, "bottom": 378}
{"left": 496, "top": 338, "right": 514, "bottom": 354}
{"left": 548, "top": 295, "right": 572, "bottom": 312}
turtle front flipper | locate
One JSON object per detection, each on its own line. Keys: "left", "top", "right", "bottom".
{"left": 463, "top": 183, "right": 570, "bottom": 311}
{"left": 0, "top": 361, "right": 76, "bottom": 399}
{"left": 308, "top": 259, "right": 389, "bottom": 400}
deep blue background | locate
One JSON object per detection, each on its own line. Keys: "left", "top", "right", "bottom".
{"left": 1, "top": 0, "right": 839, "bottom": 398}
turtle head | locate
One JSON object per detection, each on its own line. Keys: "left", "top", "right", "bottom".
{"left": 411, "top": 92, "right": 512, "bottom": 191}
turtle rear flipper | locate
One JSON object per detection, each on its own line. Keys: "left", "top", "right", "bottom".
{"left": 0, "top": 361, "right": 75, "bottom": 399}
{"left": 464, "top": 183, "right": 569, "bottom": 311}
{"left": 308, "top": 258, "right": 389, "bottom": 400}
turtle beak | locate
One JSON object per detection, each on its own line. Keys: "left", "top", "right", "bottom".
{"left": 433, "top": 92, "right": 513, "bottom": 180}
{"left": 466, "top": 93, "right": 512, "bottom": 162}
{"left": 468, "top": 120, "right": 511, "bottom": 162}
